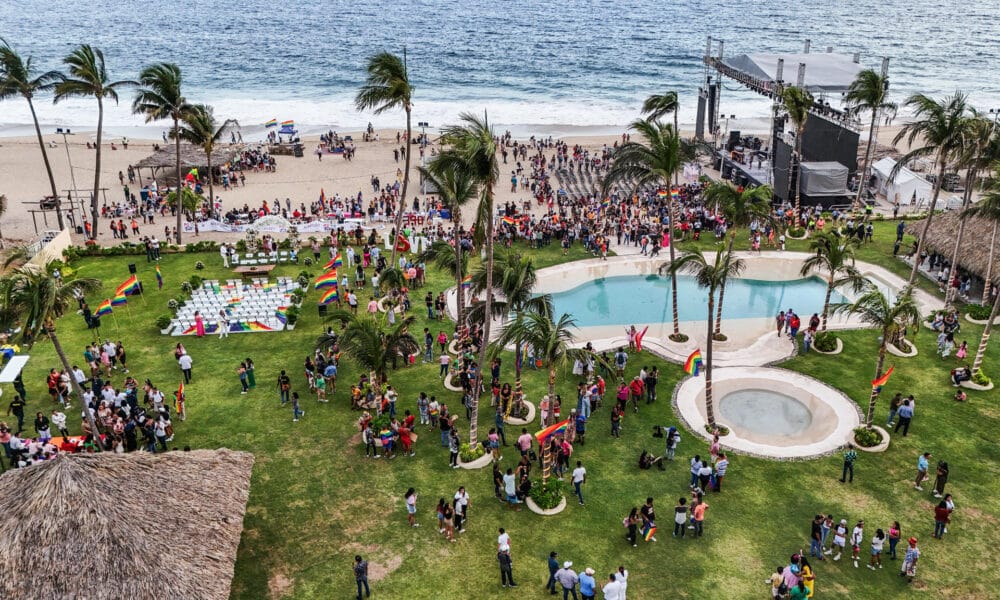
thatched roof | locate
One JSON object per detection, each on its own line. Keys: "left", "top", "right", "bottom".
{"left": 905, "top": 210, "right": 1000, "bottom": 280}
{"left": 0, "top": 449, "right": 254, "bottom": 600}
{"left": 134, "top": 143, "right": 240, "bottom": 170}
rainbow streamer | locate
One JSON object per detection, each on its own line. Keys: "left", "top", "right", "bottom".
{"left": 110, "top": 293, "right": 127, "bottom": 307}
{"left": 231, "top": 321, "right": 274, "bottom": 332}
{"left": 534, "top": 418, "right": 570, "bottom": 443}
{"left": 281, "top": 120, "right": 294, "bottom": 127}
{"left": 315, "top": 270, "right": 339, "bottom": 289}
{"left": 319, "top": 287, "right": 339, "bottom": 305}
{"left": 275, "top": 306, "right": 288, "bottom": 324}
{"left": 94, "top": 299, "right": 112, "bottom": 317}
{"left": 871, "top": 366, "right": 894, "bottom": 392}
{"left": 227, "top": 297, "right": 243, "bottom": 306}
{"left": 155, "top": 264, "right": 163, "bottom": 289}
{"left": 181, "top": 323, "right": 220, "bottom": 335}
{"left": 684, "top": 349, "right": 703, "bottom": 376}
{"left": 324, "top": 253, "right": 344, "bottom": 270}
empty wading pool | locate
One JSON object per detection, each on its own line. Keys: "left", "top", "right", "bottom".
{"left": 673, "top": 367, "right": 861, "bottom": 459}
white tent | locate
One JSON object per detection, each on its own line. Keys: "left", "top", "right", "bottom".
{"left": 871, "top": 157, "right": 933, "bottom": 208}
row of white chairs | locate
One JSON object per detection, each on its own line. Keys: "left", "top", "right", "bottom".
{"left": 231, "top": 251, "right": 299, "bottom": 266}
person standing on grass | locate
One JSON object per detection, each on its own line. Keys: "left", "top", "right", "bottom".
{"left": 448, "top": 428, "right": 460, "bottom": 468}
{"left": 579, "top": 568, "right": 596, "bottom": 600}
{"left": 693, "top": 498, "right": 707, "bottom": 537}
{"left": 624, "top": 507, "right": 639, "bottom": 547}
{"left": 517, "top": 427, "right": 533, "bottom": 457}
{"left": 546, "top": 551, "right": 560, "bottom": 595}
{"left": 809, "top": 515, "right": 825, "bottom": 560}
{"left": 850, "top": 520, "right": 864, "bottom": 568}
{"left": 555, "top": 562, "right": 579, "bottom": 600}
{"left": 895, "top": 397, "right": 914, "bottom": 436}
{"left": 497, "top": 548, "right": 517, "bottom": 588}
{"left": 932, "top": 461, "right": 949, "bottom": 498}
{"left": 640, "top": 497, "right": 657, "bottom": 542}
{"left": 404, "top": 488, "right": 419, "bottom": 527}
{"left": 292, "top": 392, "right": 304, "bottom": 422}
{"left": 901, "top": 537, "right": 920, "bottom": 583}
{"left": 441, "top": 502, "right": 456, "bottom": 542}
{"left": 888, "top": 521, "right": 902, "bottom": 560}
{"left": 572, "top": 460, "right": 587, "bottom": 505}
{"left": 237, "top": 362, "right": 249, "bottom": 394}
{"left": 350, "top": 555, "right": 372, "bottom": 600}
{"left": 828, "top": 519, "right": 847, "bottom": 560}
{"left": 933, "top": 500, "right": 950, "bottom": 539}
{"left": 840, "top": 444, "right": 857, "bottom": 483}
{"left": 454, "top": 486, "right": 470, "bottom": 532}
{"left": 673, "top": 498, "right": 688, "bottom": 538}
{"left": 869, "top": 528, "right": 885, "bottom": 569}
{"left": 314, "top": 373, "right": 327, "bottom": 402}
{"left": 715, "top": 453, "right": 729, "bottom": 491}
{"left": 178, "top": 352, "right": 193, "bottom": 384}
{"left": 887, "top": 392, "right": 902, "bottom": 427}
{"left": 820, "top": 515, "right": 833, "bottom": 554}
{"left": 602, "top": 574, "right": 622, "bottom": 600}
{"left": 915, "top": 452, "right": 931, "bottom": 490}
{"left": 277, "top": 370, "right": 291, "bottom": 405}
{"left": 503, "top": 468, "right": 520, "bottom": 511}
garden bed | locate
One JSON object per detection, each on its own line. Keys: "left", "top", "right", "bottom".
{"left": 853, "top": 426, "right": 890, "bottom": 453}
{"left": 504, "top": 400, "right": 536, "bottom": 426}
{"left": 886, "top": 339, "right": 917, "bottom": 357}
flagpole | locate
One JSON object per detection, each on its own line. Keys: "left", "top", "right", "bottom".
{"left": 111, "top": 310, "right": 121, "bottom": 335}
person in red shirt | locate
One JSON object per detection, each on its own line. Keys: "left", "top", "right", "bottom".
{"left": 628, "top": 376, "right": 645, "bottom": 414}
{"left": 398, "top": 426, "right": 414, "bottom": 457}
{"left": 402, "top": 409, "right": 416, "bottom": 430}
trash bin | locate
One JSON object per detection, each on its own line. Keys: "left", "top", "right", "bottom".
{"left": 293, "top": 143, "right": 304, "bottom": 158}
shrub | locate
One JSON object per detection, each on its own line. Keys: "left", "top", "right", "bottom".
{"left": 194, "top": 261, "right": 205, "bottom": 270}
{"left": 965, "top": 303, "right": 993, "bottom": 320}
{"left": 180, "top": 281, "right": 193, "bottom": 293}
{"left": 234, "top": 240, "right": 248, "bottom": 253}
{"left": 155, "top": 314, "right": 173, "bottom": 330}
{"left": 290, "top": 290, "right": 304, "bottom": 305}
{"left": 296, "top": 275, "right": 310, "bottom": 290}
{"left": 712, "top": 332, "right": 727, "bottom": 342}
{"left": 788, "top": 227, "right": 806, "bottom": 238}
{"left": 668, "top": 333, "right": 689, "bottom": 343}
{"left": 814, "top": 331, "right": 838, "bottom": 352}
{"left": 459, "top": 442, "right": 485, "bottom": 462}
{"left": 167, "top": 299, "right": 180, "bottom": 313}
{"left": 303, "top": 257, "right": 314, "bottom": 266}
{"left": 853, "top": 427, "right": 882, "bottom": 448}
{"left": 972, "top": 368, "right": 992, "bottom": 386}
{"left": 705, "top": 424, "right": 730, "bottom": 436}
{"left": 189, "top": 274, "right": 203, "bottom": 289}
{"left": 286, "top": 305, "right": 301, "bottom": 325}
{"left": 528, "top": 478, "right": 565, "bottom": 510}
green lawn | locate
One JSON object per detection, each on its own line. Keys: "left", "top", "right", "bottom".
{"left": 9, "top": 228, "right": 999, "bottom": 599}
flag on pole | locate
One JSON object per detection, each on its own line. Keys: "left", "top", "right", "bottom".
{"left": 635, "top": 326, "right": 649, "bottom": 352}
{"left": 323, "top": 253, "right": 343, "bottom": 270}
{"left": 315, "top": 270, "right": 339, "bottom": 289}
{"left": 116, "top": 275, "right": 139, "bottom": 296}
{"left": 318, "top": 287, "right": 339, "bottom": 305}
{"left": 95, "top": 299, "right": 112, "bottom": 317}
{"left": 155, "top": 264, "right": 163, "bottom": 290}
{"left": 684, "top": 349, "right": 704, "bottom": 376}
{"left": 657, "top": 190, "right": 668, "bottom": 199}
{"left": 281, "top": 120, "right": 294, "bottom": 127}
{"left": 461, "top": 274, "right": 472, "bottom": 289}
{"left": 264, "top": 119, "right": 278, "bottom": 128}
{"left": 275, "top": 306, "right": 289, "bottom": 324}
{"left": 871, "top": 366, "right": 894, "bottom": 392}
{"left": 395, "top": 234, "right": 411, "bottom": 253}
{"left": 319, "top": 188, "right": 326, "bottom": 205}
{"left": 501, "top": 216, "right": 517, "bottom": 226}
{"left": 110, "top": 293, "right": 128, "bottom": 307}
{"left": 534, "top": 418, "right": 570, "bottom": 443}
{"left": 643, "top": 525, "right": 658, "bottom": 541}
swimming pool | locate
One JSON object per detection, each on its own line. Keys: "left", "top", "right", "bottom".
{"left": 547, "top": 274, "right": 844, "bottom": 326}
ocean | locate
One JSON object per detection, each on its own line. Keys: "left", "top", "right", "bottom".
{"left": 1, "top": 0, "right": 998, "bottom": 138}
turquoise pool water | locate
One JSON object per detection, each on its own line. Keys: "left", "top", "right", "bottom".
{"left": 548, "top": 274, "right": 844, "bottom": 327}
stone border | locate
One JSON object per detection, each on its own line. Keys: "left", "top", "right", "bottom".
{"left": 443, "top": 373, "right": 464, "bottom": 392}
{"left": 377, "top": 297, "right": 403, "bottom": 314}
{"left": 671, "top": 366, "right": 862, "bottom": 460}
{"left": 959, "top": 379, "right": 994, "bottom": 391}
{"left": 965, "top": 313, "right": 1000, "bottom": 325}
{"left": 887, "top": 339, "right": 918, "bottom": 357}
{"left": 525, "top": 495, "right": 567, "bottom": 516}
{"left": 448, "top": 339, "right": 462, "bottom": 355}
{"left": 811, "top": 336, "right": 843, "bottom": 355}
{"left": 854, "top": 425, "right": 891, "bottom": 453}
{"left": 458, "top": 452, "right": 494, "bottom": 470}
{"left": 505, "top": 400, "right": 536, "bottom": 426}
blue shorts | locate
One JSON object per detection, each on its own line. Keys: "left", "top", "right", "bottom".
{"left": 407, "top": 504, "right": 416, "bottom": 515}
{"left": 507, "top": 495, "right": 518, "bottom": 504}
{"left": 871, "top": 548, "right": 881, "bottom": 556}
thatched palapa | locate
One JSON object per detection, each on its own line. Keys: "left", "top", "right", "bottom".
{"left": 0, "top": 449, "right": 254, "bottom": 600}
{"left": 905, "top": 211, "right": 1000, "bottom": 281}
{"left": 133, "top": 143, "right": 240, "bottom": 171}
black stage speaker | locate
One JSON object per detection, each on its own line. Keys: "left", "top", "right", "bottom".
{"left": 318, "top": 304, "right": 328, "bottom": 318}
{"left": 727, "top": 130, "right": 741, "bottom": 151}
{"left": 128, "top": 263, "right": 137, "bottom": 274}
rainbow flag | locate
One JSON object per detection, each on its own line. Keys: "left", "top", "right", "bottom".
{"left": 95, "top": 299, "right": 112, "bottom": 317}
{"left": 871, "top": 366, "right": 894, "bottom": 391}
{"left": 501, "top": 216, "right": 516, "bottom": 226}
{"left": 264, "top": 119, "right": 278, "bottom": 128}
{"left": 275, "top": 306, "right": 289, "bottom": 324}
{"left": 319, "top": 287, "right": 339, "bottom": 305}
{"left": 535, "top": 418, "right": 570, "bottom": 443}
{"left": 231, "top": 321, "right": 275, "bottom": 332}
{"left": 643, "top": 526, "right": 658, "bottom": 541}
{"left": 657, "top": 190, "right": 668, "bottom": 198}
{"left": 684, "top": 349, "right": 703, "bottom": 376}
{"left": 324, "top": 253, "right": 343, "bottom": 270}
{"left": 601, "top": 198, "right": 610, "bottom": 209}
{"left": 281, "top": 120, "right": 294, "bottom": 127}
{"left": 670, "top": 187, "right": 680, "bottom": 200}
{"left": 110, "top": 293, "right": 127, "bottom": 307}
{"left": 181, "top": 323, "right": 220, "bottom": 335}
{"left": 461, "top": 274, "right": 472, "bottom": 289}
{"left": 155, "top": 264, "right": 163, "bottom": 290}
{"left": 263, "top": 282, "right": 277, "bottom": 292}
{"left": 315, "top": 270, "right": 339, "bottom": 289}
{"left": 227, "top": 297, "right": 243, "bottom": 306}
{"left": 635, "top": 326, "right": 649, "bottom": 353}
{"left": 116, "top": 275, "right": 139, "bottom": 296}
{"left": 319, "top": 188, "right": 326, "bottom": 205}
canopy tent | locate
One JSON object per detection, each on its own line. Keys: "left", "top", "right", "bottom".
{"left": 0, "top": 449, "right": 254, "bottom": 600}
{"left": 720, "top": 52, "right": 864, "bottom": 93}
{"left": 0, "top": 355, "right": 28, "bottom": 383}
{"left": 799, "top": 161, "right": 849, "bottom": 196}
{"left": 871, "top": 157, "right": 933, "bottom": 207}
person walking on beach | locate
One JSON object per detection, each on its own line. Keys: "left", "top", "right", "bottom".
{"left": 353, "top": 555, "right": 370, "bottom": 600}
{"left": 841, "top": 444, "right": 857, "bottom": 483}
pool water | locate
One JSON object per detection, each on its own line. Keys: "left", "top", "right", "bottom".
{"left": 718, "top": 389, "right": 813, "bottom": 436}
{"left": 547, "top": 274, "right": 844, "bottom": 327}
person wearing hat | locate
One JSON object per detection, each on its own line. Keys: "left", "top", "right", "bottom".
{"left": 579, "top": 568, "right": 596, "bottom": 600}
{"left": 546, "top": 551, "right": 559, "bottom": 595}
{"left": 555, "top": 561, "right": 579, "bottom": 600}
{"left": 900, "top": 537, "right": 920, "bottom": 583}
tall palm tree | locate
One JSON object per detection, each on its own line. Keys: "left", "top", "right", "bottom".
{"left": 132, "top": 63, "right": 191, "bottom": 244}
{"left": 641, "top": 91, "right": 681, "bottom": 182}
{"left": 963, "top": 176, "right": 1000, "bottom": 373}
{"left": 845, "top": 69, "right": 896, "bottom": 210}
{"left": 437, "top": 113, "right": 499, "bottom": 448}
{"left": 702, "top": 181, "right": 773, "bottom": 335}
{"left": 318, "top": 310, "right": 419, "bottom": 390}
{"left": 492, "top": 311, "right": 589, "bottom": 484}
{"left": 176, "top": 104, "right": 238, "bottom": 221}
{"left": 799, "top": 233, "right": 866, "bottom": 331}
{"left": 355, "top": 51, "right": 414, "bottom": 268}
{"left": 781, "top": 86, "right": 814, "bottom": 221}
{"left": 4, "top": 264, "right": 101, "bottom": 434}
{"left": 892, "top": 93, "right": 972, "bottom": 285}
{"left": 832, "top": 285, "right": 920, "bottom": 428}
{"left": 54, "top": 45, "right": 135, "bottom": 239}
{"left": 670, "top": 246, "right": 746, "bottom": 429}
{"left": 0, "top": 39, "right": 64, "bottom": 230}
{"left": 602, "top": 119, "right": 685, "bottom": 340}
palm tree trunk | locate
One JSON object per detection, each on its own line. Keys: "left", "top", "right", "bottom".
{"left": 972, "top": 290, "right": 1000, "bottom": 373}
{"left": 793, "top": 132, "right": 804, "bottom": 223}
{"left": 908, "top": 159, "right": 947, "bottom": 285}
{"left": 540, "top": 366, "right": 557, "bottom": 487}
{"left": 668, "top": 196, "right": 680, "bottom": 336}
{"left": 985, "top": 223, "right": 997, "bottom": 302}
{"left": 713, "top": 234, "right": 735, "bottom": 335}
{"left": 174, "top": 116, "right": 183, "bottom": 244}
{"left": 50, "top": 330, "right": 101, "bottom": 440}
{"left": 944, "top": 168, "right": 976, "bottom": 306}
{"left": 866, "top": 346, "right": 887, "bottom": 428}
{"left": 28, "top": 98, "right": 64, "bottom": 230}
{"left": 388, "top": 107, "right": 412, "bottom": 269}
{"left": 91, "top": 97, "right": 104, "bottom": 239}
{"left": 514, "top": 344, "right": 523, "bottom": 403}
{"left": 453, "top": 213, "right": 464, "bottom": 333}
{"left": 206, "top": 146, "right": 214, "bottom": 221}
{"left": 821, "top": 278, "right": 833, "bottom": 331}
{"left": 470, "top": 186, "right": 496, "bottom": 447}
{"left": 854, "top": 112, "right": 878, "bottom": 210}
{"left": 705, "top": 292, "right": 716, "bottom": 428}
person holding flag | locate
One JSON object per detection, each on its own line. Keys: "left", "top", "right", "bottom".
{"left": 175, "top": 383, "right": 186, "bottom": 421}
{"left": 155, "top": 264, "right": 163, "bottom": 290}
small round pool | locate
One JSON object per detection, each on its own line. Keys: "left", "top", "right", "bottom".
{"left": 719, "top": 389, "right": 813, "bottom": 436}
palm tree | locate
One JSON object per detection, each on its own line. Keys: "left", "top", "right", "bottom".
{"left": 781, "top": 86, "right": 814, "bottom": 221}
{"left": 54, "top": 45, "right": 135, "bottom": 239}
{"left": 799, "top": 233, "right": 866, "bottom": 331}
{"left": 176, "top": 104, "right": 238, "bottom": 221}
{"left": 670, "top": 247, "right": 746, "bottom": 429}
{"left": 963, "top": 176, "right": 1000, "bottom": 373}
{"left": 492, "top": 311, "right": 589, "bottom": 484}
{"left": 318, "top": 310, "right": 419, "bottom": 390}
{"left": 132, "top": 63, "right": 191, "bottom": 244}
{"left": 355, "top": 51, "right": 414, "bottom": 269}
{"left": 702, "top": 181, "right": 773, "bottom": 335}
{"left": 4, "top": 264, "right": 101, "bottom": 434}
{"left": 892, "top": 93, "right": 972, "bottom": 285}
{"left": 845, "top": 69, "right": 896, "bottom": 209}
{"left": 641, "top": 91, "right": 681, "bottom": 181}
{"left": 832, "top": 285, "right": 920, "bottom": 428}
{"left": 602, "top": 119, "right": 685, "bottom": 340}
{"left": 0, "top": 40, "right": 64, "bottom": 230}
{"left": 438, "top": 113, "right": 499, "bottom": 448}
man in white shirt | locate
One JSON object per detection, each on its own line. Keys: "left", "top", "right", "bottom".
{"left": 497, "top": 527, "right": 511, "bottom": 552}
{"left": 453, "top": 486, "right": 470, "bottom": 532}
{"left": 220, "top": 242, "right": 230, "bottom": 267}
{"left": 602, "top": 573, "right": 622, "bottom": 600}
{"left": 572, "top": 461, "right": 587, "bottom": 506}
{"left": 178, "top": 353, "right": 193, "bottom": 383}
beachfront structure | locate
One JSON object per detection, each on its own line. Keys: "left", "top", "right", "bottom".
{"left": 904, "top": 210, "right": 999, "bottom": 300}
{"left": 0, "top": 449, "right": 254, "bottom": 599}
{"left": 133, "top": 142, "right": 242, "bottom": 187}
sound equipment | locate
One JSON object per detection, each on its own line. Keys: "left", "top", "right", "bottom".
{"left": 726, "top": 130, "right": 741, "bottom": 151}
{"left": 318, "top": 304, "right": 328, "bottom": 317}
{"left": 128, "top": 263, "right": 137, "bottom": 274}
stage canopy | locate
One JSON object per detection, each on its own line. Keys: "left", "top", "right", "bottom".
{"left": 720, "top": 52, "right": 864, "bottom": 93}
{"left": 800, "top": 162, "right": 849, "bottom": 196}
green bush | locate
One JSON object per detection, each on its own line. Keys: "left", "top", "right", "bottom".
{"left": 788, "top": 227, "right": 806, "bottom": 238}
{"left": 189, "top": 274, "right": 203, "bottom": 289}
{"left": 194, "top": 261, "right": 205, "bottom": 270}
{"left": 296, "top": 275, "right": 310, "bottom": 291}
{"left": 705, "top": 424, "right": 730, "bottom": 436}
{"left": 965, "top": 303, "right": 993, "bottom": 320}
{"left": 972, "top": 368, "right": 992, "bottom": 386}
{"left": 180, "top": 281, "right": 193, "bottom": 293}
{"left": 286, "top": 305, "right": 301, "bottom": 325}
{"left": 235, "top": 240, "right": 248, "bottom": 253}
{"left": 814, "top": 331, "right": 838, "bottom": 352}
{"left": 853, "top": 427, "right": 882, "bottom": 448}
{"left": 304, "top": 257, "right": 314, "bottom": 266}
{"left": 528, "top": 479, "right": 565, "bottom": 510}
{"left": 167, "top": 299, "right": 180, "bottom": 313}
{"left": 668, "top": 333, "right": 689, "bottom": 343}
{"left": 712, "top": 332, "right": 727, "bottom": 342}
{"left": 155, "top": 314, "right": 173, "bottom": 330}
{"left": 459, "top": 442, "right": 485, "bottom": 462}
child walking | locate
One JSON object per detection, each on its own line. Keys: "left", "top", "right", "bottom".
{"left": 869, "top": 528, "right": 885, "bottom": 570}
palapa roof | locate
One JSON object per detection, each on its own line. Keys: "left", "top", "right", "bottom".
{"left": 0, "top": 449, "right": 254, "bottom": 600}
{"left": 133, "top": 143, "right": 240, "bottom": 170}
{"left": 905, "top": 211, "right": 1000, "bottom": 281}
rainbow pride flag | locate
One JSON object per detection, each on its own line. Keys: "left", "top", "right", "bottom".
{"left": 657, "top": 190, "right": 668, "bottom": 198}
{"left": 501, "top": 216, "right": 517, "bottom": 226}
{"left": 643, "top": 526, "right": 658, "bottom": 541}
{"left": 670, "top": 187, "right": 680, "bottom": 199}
{"left": 275, "top": 306, "right": 289, "bottom": 324}
{"left": 871, "top": 366, "right": 894, "bottom": 391}
{"left": 461, "top": 275, "right": 472, "bottom": 289}
{"left": 684, "top": 349, "right": 703, "bottom": 376}
{"left": 155, "top": 264, "right": 163, "bottom": 289}
{"left": 227, "top": 297, "right": 243, "bottom": 306}
{"left": 281, "top": 120, "right": 294, "bottom": 127}
{"left": 319, "top": 287, "right": 339, "bottom": 305}
{"left": 231, "top": 321, "right": 274, "bottom": 332}
{"left": 181, "top": 323, "right": 220, "bottom": 335}
{"left": 535, "top": 418, "right": 570, "bottom": 443}
{"left": 264, "top": 119, "right": 278, "bottom": 128}
{"left": 315, "top": 270, "right": 339, "bottom": 289}
{"left": 324, "top": 253, "right": 343, "bottom": 270}
{"left": 116, "top": 275, "right": 139, "bottom": 296}
{"left": 110, "top": 293, "right": 128, "bottom": 307}
{"left": 95, "top": 299, "right": 112, "bottom": 317}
